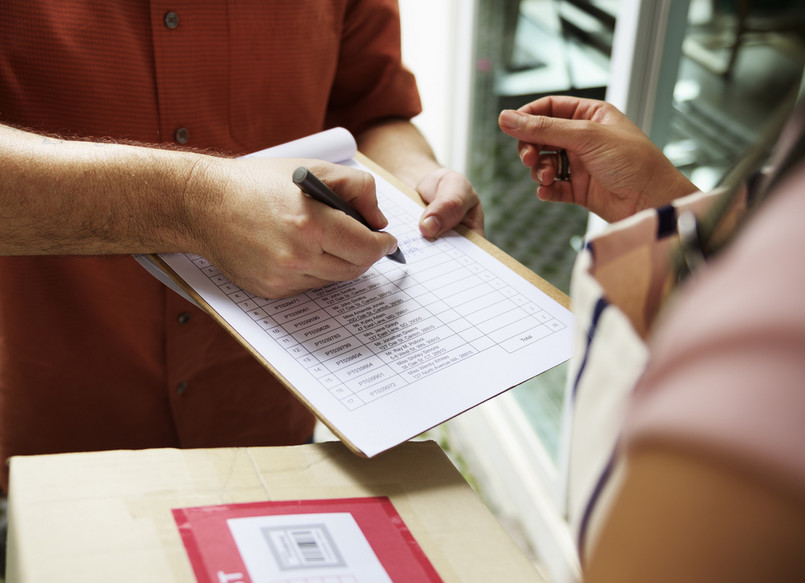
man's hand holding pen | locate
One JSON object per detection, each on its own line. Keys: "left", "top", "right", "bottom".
{"left": 293, "top": 166, "right": 406, "bottom": 264}
{"left": 190, "top": 158, "right": 399, "bottom": 300}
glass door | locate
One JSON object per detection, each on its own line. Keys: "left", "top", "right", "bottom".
{"left": 451, "top": 1, "right": 804, "bottom": 581}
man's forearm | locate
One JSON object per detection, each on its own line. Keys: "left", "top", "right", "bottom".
{"left": 0, "top": 123, "right": 211, "bottom": 255}
{"left": 355, "top": 118, "right": 442, "bottom": 189}
{"left": 0, "top": 122, "right": 413, "bottom": 298}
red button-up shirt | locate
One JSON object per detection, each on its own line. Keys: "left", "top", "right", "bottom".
{"left": 0, "top": 0, "right": 421, "bottom": 491}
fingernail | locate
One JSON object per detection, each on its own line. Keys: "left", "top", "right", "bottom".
{"left": 499, "top": 110, "right": 525, "bottom": 129}
{"left": 421, "top": 215, "right": 441, "bottom": 238}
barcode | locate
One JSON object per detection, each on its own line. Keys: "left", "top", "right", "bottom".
{"left": 290, "top": 529, "right": 325, "bottom": 563}
{"left": 263, "top": 523, "right": 346, "bottom": 571}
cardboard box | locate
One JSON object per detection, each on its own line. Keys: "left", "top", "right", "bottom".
{"left": 5, "top": 440, "right": 545, "bottom": 582}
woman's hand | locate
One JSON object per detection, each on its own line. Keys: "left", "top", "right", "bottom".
{"left": 499, "top": 96, "right": 697, "bottom": 222}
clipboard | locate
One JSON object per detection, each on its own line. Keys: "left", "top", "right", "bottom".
{"left": 135, "top": 128, "right": 573, "bottom": 458}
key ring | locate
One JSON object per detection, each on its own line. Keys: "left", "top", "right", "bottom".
{"left": 540, "top": 149, "right": 570, "bottom": 181}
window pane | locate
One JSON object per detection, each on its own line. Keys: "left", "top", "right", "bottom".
{"left": 468, "top": 0, "right": 621, "bottom": 465}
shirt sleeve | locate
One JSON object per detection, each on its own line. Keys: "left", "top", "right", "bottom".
{"left": 325, "top": 0, "right": 422, "bottom": 134}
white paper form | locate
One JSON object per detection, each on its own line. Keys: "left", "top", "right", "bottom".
{"left": 151, "top": 128, "right": 574, "bottom": 457}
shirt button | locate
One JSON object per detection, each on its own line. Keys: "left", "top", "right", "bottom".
{"left": 176, "top": 381, "right": 188, "bottom": 395}
{"left": 164, "top": 11, "right": 179, "bottom": 29}
{"left": 177, "top": 312, "right": 191, "bottom": 325}
{"left": 175, "top": 127, "right": 189, "bottom": 144}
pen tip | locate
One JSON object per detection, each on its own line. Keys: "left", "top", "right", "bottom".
{"left": 388, "top": 247, "right": 406, "bottom": 264}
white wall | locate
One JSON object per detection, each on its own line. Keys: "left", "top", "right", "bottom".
{"left": 399, "top": 0, "right": 475, "bottom": 174}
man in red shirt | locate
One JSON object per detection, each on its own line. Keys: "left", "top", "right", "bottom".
{"left": 0, "top": 2, "right": 484, "bottom": 493}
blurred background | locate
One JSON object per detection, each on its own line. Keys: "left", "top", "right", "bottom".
{"left": 398, "top": 0, "right": 805, "bottom": 580}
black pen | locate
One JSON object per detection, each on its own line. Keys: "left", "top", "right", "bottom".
{"left": 292, "top": 166, "right": 406, "bottom": 264}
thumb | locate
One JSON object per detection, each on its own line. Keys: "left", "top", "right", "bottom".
{"left": 416, "top": 169, "right": 483, "bottom": 239}
{"left": 498, "top": 109, "right": 576, "bottom": 151}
